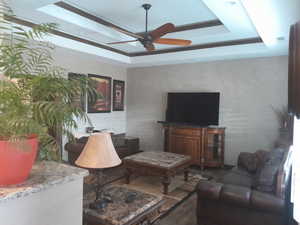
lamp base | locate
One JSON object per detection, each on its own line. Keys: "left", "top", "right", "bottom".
{"left": 89, "top": 196, "right": 113, "bottom": 210}
{"left": 89, "top": 169, "right": 114, "bottom": 210}
{"left": 89, "top": 198, "right": 112, "bottom": 211}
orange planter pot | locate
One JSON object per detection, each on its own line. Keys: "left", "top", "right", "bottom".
{"left": 0, "top": 135, "right": 38, "bottom": 186}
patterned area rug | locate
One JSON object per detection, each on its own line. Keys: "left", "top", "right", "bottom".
{"left": 112, "top": 172, "right": 207, "bottom": 224}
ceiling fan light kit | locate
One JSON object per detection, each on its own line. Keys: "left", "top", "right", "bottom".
{"left": 107, "top": 3, "right": 192, "bottom": 51}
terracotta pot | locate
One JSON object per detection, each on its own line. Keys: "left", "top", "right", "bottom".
{"left": 0, "top": 135, "right": 38, "bottom": 186}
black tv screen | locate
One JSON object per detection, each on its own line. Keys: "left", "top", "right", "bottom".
{"left": 166, "top": 92, "right": 220, "bottom": 126}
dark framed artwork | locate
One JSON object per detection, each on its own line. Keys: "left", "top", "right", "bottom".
{"left": 68, "top": 72, "right": 86, "bottom": 112}
{"left": 88, "top": 74, "right": 111, "bottom": 113}
{"left": 113, "top": 80, "right": 125, "bottom": 111}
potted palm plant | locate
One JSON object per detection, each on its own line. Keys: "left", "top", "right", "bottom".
{"left": 0, "top": 4, "right": 98, "bottom": 185}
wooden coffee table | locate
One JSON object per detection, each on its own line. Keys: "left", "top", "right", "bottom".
{"left": 84, "top": 185, "right": 163, "bottom": 225}
{"left": 123, "top": 151, "right": 192, "bottom": 195}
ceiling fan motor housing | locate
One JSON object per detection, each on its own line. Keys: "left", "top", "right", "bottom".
{"left": 142, "top": 4, "right": 152, "bottom": 10}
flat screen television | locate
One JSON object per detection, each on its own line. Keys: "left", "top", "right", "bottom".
{"left": 166, "top": 92, "right": 220, "bottom": 126}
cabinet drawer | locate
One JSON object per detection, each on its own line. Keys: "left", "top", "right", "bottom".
{"left": 171, "top": 128, "right": 201, "bottom": 136}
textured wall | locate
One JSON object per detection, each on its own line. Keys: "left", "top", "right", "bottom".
{"left": 126, "top": 56, "right": 288, "bottom": 165}
{"left": 52, "top": 46, "right": 127, "bottom": 135}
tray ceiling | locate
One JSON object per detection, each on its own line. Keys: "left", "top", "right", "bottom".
{"left": 6, "top": 0, "right": 300, "bottom": 67}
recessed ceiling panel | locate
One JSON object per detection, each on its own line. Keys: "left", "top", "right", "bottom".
{"left": 63, "top": 0, "right": 217, "bottom": 32}
{"left": 6, "top": 0, "right": 298, "bottom": 66}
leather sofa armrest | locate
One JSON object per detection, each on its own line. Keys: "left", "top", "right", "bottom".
{"left": 197, "top": 180, "right": 284, "bottom": 213}
{"left": 64, "top": 142, "right": 85, "bottom": 153}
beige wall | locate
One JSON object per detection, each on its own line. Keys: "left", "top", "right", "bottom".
{"left": 126, "top": 56, "right": 288, "bottom": 165}
{"left": 51, "top": 46, "right": 127, "bottom": 135}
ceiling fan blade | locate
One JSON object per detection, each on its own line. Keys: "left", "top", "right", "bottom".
{"left": 145, "top": 43, "right": 155, "bottom": 51}
{"left": 150, "top": 23, "right": 176, "bottom": 40}
{"left": 154, "top": 38, "right": 192, "bottom": 46}
{"left": 110, "top": 26, "right": 144, "bottom": 39}
{"left": 107, "top": 40, "right": 138, "bottom": 45}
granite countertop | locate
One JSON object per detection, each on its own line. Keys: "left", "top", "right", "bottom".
{"left": 0, "top": 161, "right": 88, "bottom": 203}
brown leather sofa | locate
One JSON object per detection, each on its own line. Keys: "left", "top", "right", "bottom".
{"left": 65, "top": 133, "right": 140, "bottom": 165}
{"left": 197, "top": 145, "right": 293, "bottom": 225}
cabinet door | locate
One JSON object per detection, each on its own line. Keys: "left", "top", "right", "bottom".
{"left": 204, "top": 128, "right": 225, "bottom": 167}
{"left": 169, "top": 135, "right": 201, "bottom": 165}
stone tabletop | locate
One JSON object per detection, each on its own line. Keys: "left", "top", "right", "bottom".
{"left": 0, "top": 161, "right": 88, "bottom": 203}
{"left": 123, "top": 151, "right": 191, "bottom": 168}
{"left": 84, "top": 185, "right": 163, "bottom": 225}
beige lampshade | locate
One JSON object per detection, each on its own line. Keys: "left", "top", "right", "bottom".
{"left": 75, "top": 132, "right": 121, "bottom": 169}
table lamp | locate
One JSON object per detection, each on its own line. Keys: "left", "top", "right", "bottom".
{"left": 75, "top": 132, "right": 121, "bottom": 209}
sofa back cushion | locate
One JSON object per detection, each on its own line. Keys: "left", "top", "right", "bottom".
{"left": 238, "top": 150, "right": 270, "bottom": 174}
{"left": 76, "top": 133, "right": 126, "bottom": 147}
{"left": 238, "top": 152, "right": 258, "bottom": 173}
{"left": 77, "top": 136, "right": 88, "bottom": 144}
{"left": 254, "top": 147, "right": 286, "bottom": 193}
{"left": 111, "top": 133, "right": 126, "bottom": 147}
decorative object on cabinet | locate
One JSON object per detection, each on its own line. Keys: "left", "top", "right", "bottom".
{"left": 113, "top": 80, "right": 125, "bottom": 111}
{"left": 159, "top": 122, "right": 225, "bottom": 170}
{"left": 88, "top": 74, "right": 111, "bottom": 113}
{"left": 75, "top": 132, "right": 121, "bottom": 209}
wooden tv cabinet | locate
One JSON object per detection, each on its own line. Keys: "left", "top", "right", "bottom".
{"left": 159, "top": 122, "right": 225, "bottom": 169}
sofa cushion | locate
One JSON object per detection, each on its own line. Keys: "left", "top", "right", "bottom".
{"left": 76, "top": 133, "right": 126, "bottom": 147}
{"left": 254, "top": 147, "right": 285, "bottom": 193}
{"left": 221, "top": 168, "right": 254, "bottom": 188}
{"left": 254, "top": 150, "right": 270, "bottom": 171}
{"left": 111, "top": 133, "right": 126, "bottom": 147}
{"left": 238, "top": 152, "right": 258, "bottom": 173}
{"left": 238, "top": 150, "right": 270, "bottom": 173}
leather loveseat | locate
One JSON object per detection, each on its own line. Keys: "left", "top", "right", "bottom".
{"left": 197, "top": 145, "right": 293, "bottom": 225}
{"left": 65, "top": 133, "right": 140, "bottom": 165}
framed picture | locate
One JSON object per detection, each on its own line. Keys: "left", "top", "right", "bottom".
{"left": 113, "top": 80, "right": 125, "bottom": 111}
{"left": 68, "top": 72, "right": 86, "bottom": 112}
{"left": 88, "top": 74, "right": 111, "bottom": 113}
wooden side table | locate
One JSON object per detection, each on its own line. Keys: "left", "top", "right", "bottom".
{"left": 123, "top": 151, "right": 192, "bottom": 195}
{"left": 84, "top": 186, "right": 163, "bottom": 225}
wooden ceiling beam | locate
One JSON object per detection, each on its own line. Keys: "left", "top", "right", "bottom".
{"left": 129, "top": 37, "right": 263, "bottom": 57}
{"left": 55, "top": 1, "right": 223, "bottom": 36}
{"left": 7, "top": 16, "right": 262, "bottom": 58}
{"left": 6, "top": 16, "right": 130, "bottom": 56}
{"left": 136, "top": 20, "right": 223, "bottom": 36}
{"left": 54, "top": 1, "right": 138, "bottom": 39}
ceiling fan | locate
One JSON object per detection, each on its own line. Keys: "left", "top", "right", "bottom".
{"left": 107, "top": 4, "right": 192, "bottom": 51}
